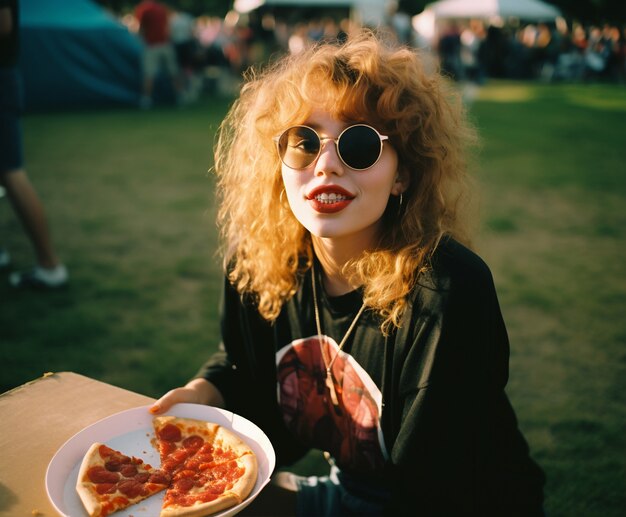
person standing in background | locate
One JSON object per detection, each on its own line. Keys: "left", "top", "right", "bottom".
{"left": 170, "top": 7, "right": 202, "bottom": 103}
{"left": 134, "top": 0, "right": 182, "bottom": 109}
{"left": 0, "top": 0, "right": 68, "bottom": 288}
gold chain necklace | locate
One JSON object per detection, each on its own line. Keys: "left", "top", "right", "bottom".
{"left": 311, "top": 261, "right": 366, "bottom": 406}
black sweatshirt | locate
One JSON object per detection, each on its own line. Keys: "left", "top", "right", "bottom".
{"left": 196, "top": 238, "right": 545, "bottom": 516}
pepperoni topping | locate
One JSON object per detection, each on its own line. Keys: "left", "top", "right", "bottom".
{"left": 134, "top": 472, "right": 150, "bottom": 483}
{"left": 99, "top": 445, "right": 130, "bottom": 464}
{"left": 197, "top": 443, "right": 214, "bottom": 454}
{"left": 148, "top": 470, "right": 171, "bottom": 485}
{"left": 214, "top": 449, "right": 237, "bottom": 462}
{"left": 209, "top": 462, "right": 244, "bottom": 483}
{"left": 182, "top": 435, "right": 204, "bottom": 450}
{"left": 87, "top": 466, "right": 120, "bottom": 484}
{"left": 104, "top": 459, "right": 123, "bottom": 472}
{"left": 173, "top": 449, "right": 190, "bottom": 462}
{"left": 95, "top": 483, "right": 116, "bottom": 495}
{"left": 164, "top": 484, "right": 221, "bottom": 506}
{"left": 158, "top": 423, "right": 182, "bottom": 442}
{"left": 195, "top": 453, "right": 215, "bottom": 464}
{"left": 117, "top": 479, "right": 143, "bottom": 499}
{"left": 161, "top": 457, "right": 245, "bottom": 507}
{"left": 161, "top": 459, "right": 178, "bottom": 473}
{"left": 120, "top": 464, "right": 138, "bottom": 478}
{"left": 98, "top": 444, "right": 116, "bottom": 458}
{"left": 161, "top": 448, "right": 190, "bottom": 473}
{"left": 173, "top": 477, "right": 196, "bottom": 492}
{"left": 173, "top": 469, "right": 196, "bottom": 481}
{"left": 159, "top": 441, "right": 177, "bottom": 457}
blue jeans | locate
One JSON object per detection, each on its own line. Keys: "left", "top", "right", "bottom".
{"left": 294, "top": 465, "right": 390, "bottom": 517}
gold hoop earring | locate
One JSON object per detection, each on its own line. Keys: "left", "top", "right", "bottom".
{"left": 399, "top": 193, "right": 403, "bottom": 207}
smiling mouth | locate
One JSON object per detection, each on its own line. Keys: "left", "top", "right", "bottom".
{"left": 314, "top": 192, "right": 350, "bottom": 204}
{"left": 306, "top": 188, "right": 354, "bottom": 214}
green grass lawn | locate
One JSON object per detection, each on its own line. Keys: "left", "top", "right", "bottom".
{"left": 1, "top": 81, "right": 625, "bottom": 516}
{"left": 469, "top": 82, "right": 626, "bottom": 516}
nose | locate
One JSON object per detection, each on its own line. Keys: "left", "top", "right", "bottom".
{"left": 314, "top": 138, "right": 344, "bottom": 176}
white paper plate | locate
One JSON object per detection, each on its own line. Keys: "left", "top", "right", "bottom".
{"left": 45, "top": 403, "right": 276, "bottom": 517}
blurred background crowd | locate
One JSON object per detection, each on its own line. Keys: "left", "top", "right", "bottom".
{"left": 122, "top": 0, "right": 626, "bottom": 102}
{"left": 15, "top": 0, "right": 626, "bottom": 112}
{"left": 129, "top": 2, "right": 626, "bottom": 88}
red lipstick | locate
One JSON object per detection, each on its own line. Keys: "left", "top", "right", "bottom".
{"left": 306, "top": 185, "right": 355, "bottom": 214}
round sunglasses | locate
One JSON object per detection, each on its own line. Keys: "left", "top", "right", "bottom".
{"left": 274, "top": 124, "right": 389, "bottom": 171}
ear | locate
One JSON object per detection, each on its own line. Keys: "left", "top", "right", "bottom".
{"left": 390, "top": 168, "right": 410, "bottom": 196}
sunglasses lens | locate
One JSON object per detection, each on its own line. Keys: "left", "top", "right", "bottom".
{"left": 339, "top": 125, "right": 382, "bottom": 170}
{"left": 278, "top": 126, "right": 320, "bottom": 169}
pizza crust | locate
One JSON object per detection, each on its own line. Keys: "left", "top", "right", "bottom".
{"left": 227, "top": 453, "right": 258, "bottom": 501}
{"left": 76, "top": 443, "right": 108, "bottom": 517}
{"left": 212, "top": 425, "right": 255, "bottom": 458}
{"left": 160, "top": 492, "right": 240, "bottom": 517}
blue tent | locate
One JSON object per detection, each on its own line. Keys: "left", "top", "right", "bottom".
{"left": 19, "top": 0, "right": 142, "bottom": 110}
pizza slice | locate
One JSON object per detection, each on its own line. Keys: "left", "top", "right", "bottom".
{"left": 153, "top": 416, "right": 258, "bottom": 517}
{"left": 76, "top": 442, "right": 171, "bottom": 517}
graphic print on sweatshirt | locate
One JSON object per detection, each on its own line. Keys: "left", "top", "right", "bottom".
{"left": 276, "top": 335, "right": 388, "bottom": 472}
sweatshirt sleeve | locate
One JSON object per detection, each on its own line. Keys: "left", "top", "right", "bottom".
{"left": 193, "top": 275, "right": 243, "bottom": 407}
{"left": 386, "top": 245, "right": 544, "bottom": 516}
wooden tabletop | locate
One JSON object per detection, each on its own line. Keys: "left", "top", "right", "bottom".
{"left": 0, "top": 372, "right": 154, "bottom": 517}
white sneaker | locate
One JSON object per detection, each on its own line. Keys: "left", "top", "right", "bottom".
{"left": 9, "top": 264, "right": 68, "bottom": 289}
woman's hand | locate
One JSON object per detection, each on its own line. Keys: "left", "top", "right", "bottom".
{"left": 149, "top": 378, "right": 225, "bottom": 414}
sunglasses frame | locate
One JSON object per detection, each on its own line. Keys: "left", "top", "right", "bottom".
{"left": 273, "top": 124, "right": 389, "bottom": 171}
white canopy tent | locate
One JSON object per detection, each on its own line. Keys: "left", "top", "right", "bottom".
{"left": 413, "top": 0, "right": 562, "bottom": 45}
{"left": 425, "top": 0, "right": 561, "bottom": 22}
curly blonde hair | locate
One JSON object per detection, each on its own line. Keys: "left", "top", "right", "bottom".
{"left": 214, "top": 29, "right": 477, "bottom": 334}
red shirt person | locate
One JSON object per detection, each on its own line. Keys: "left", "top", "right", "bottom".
{"left": 134, "top": 0, "right": 182, "bottom": 108}
{"left": 135, "top": 0, "right": 169, "bottom": 46}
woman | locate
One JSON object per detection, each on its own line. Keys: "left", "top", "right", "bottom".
{"left": 152, "top": 30, "right": 545, "bottom": 516}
